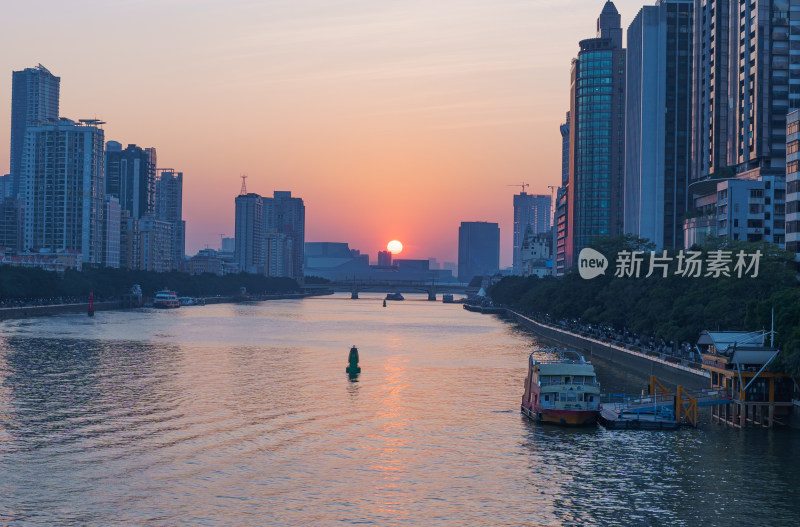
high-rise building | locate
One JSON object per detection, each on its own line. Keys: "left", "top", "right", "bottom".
{"left": 263, "top": 191, "right": 305, "bottom": 280}
{"left": 104, "top": 142, "right": 157, "bottom": 220}
{"left": 138, "top": 216, "right": 173, "bottom": 272}
{"left": 156, "top": 169, "right": 185, "bottom": 269}
{"left": 691, "top": 0, "right": 731, "bottom": 181}
{"left": 686, "top": 0, "right": 799, "bottom": 246}
{"left": 0, "top": 197, "right": 23, "bottom": 253}
{"left": 555, "top": 113, "right": 570, "bottom": 275}
{"left": 565, "top": 1, "right": 626, "bottom": 269}
{"left": 457, "top": 221, "right": 499, "bottom": 282}
{"left": 119, "top": 211, "right": 139, "bottom": 270}
{"left": 513, "top": 192, "right": 551, "bottom": 274}
{"left": 377, "top": 250, "right": 393, "bottom": 267}
{"left": 265, "top": 232, "right": 295, "bottom": 278}
{"left": 625, "top": 0, "right": 693, "bottom": 250}
{"left": 0, "top": 174, "right": 12, "bottom": 198}
{"left": 103, "top": 196, "right": 121, "bottom": 268}
{"left": 10, "top": 65, "right": 60, "bottom": 199}
{"left": 692, "top": 0, "right": 800, "bottom": 182}
{"left": 234, "top": 192, "right": 264, "bottom": 274}
{"left": 786, "top": 110, "right": 800, "bottom": 258}
{"left": 22, "top": 118, "right": 105, "bottom": 265}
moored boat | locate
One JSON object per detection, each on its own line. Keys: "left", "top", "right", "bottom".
{"left": 385, "top": 293, "right": 404, "bottom": 301}
{"left": 179, "top": 296, "right": 204, "bottom": 306}
{"left": 153, "top": 290, "right": 180, "bottom": 309}
{"left": 521, "top": 349, "right": 601, "bottom": 426}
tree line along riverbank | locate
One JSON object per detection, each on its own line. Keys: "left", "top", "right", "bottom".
{"left": 489, "top": 236, "right": 800, "bottom": 377}
{"left": 0, "top": 266, "right": 300, "bottom": 307}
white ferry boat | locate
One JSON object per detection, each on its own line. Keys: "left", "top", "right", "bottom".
{"left": 153, "top": 290, "right": 180, "bottom": 309}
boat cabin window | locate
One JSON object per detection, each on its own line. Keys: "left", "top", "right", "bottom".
{"left": 564, "top": 376, "right": 571, "bottom": 384}
{"left": 566, "top": 393, "right": 577, "bottom": 401}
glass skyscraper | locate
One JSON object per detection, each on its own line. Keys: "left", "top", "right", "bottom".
{"left": 566, "top": 1, "right": 626, "bottom": 268}
{"left": 625, "top": 0, "right": 693, "bottom": 250}
{"left": 10, "top": 65, "right": 60, "bottom": 199}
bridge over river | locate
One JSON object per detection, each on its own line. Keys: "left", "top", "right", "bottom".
{"left": 301, "top": 280, "right": 473, "bottom": 300}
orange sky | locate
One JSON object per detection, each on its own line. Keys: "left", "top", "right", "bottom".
{"left": 0, "top": 0, "right": 646, "bottom": 266}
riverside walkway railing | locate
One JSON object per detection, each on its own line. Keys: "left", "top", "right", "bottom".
{"left": 507, "top": 310, "right": 710, "bottom": 379}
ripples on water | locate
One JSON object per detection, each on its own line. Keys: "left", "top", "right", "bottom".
{"left": 0, "top": 294, "right": 798, "bottom": 525}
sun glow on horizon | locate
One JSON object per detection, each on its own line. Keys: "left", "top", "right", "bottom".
{"left": 387, "top": 240, "right": 403, "bottom": 254}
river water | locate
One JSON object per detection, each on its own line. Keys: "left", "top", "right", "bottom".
{"left": 0, "top": 293, "right": 798, "bottom": 525}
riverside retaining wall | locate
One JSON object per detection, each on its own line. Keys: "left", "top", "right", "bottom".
{"left": 507, "top": 310, "right": 709, "bottom": 390}
{"left": 0, "top": 301, "right": 125, "bottom": 321}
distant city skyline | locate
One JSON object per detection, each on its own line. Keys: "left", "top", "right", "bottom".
{"left": 0, "top": 0, "right": 654, "bottom": 266}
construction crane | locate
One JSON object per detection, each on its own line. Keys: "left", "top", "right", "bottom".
{"left": 507, "top": 182, "right": 529, "bottom": 193}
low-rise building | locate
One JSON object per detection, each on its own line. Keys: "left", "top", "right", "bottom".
{"left": 3, "top": 249, "right": 82, "bottom": 272}
{"left": 519, "top": 226, "right": 553, "bottom": 277}
{"left": 190, "top": 249, "right": 224, "bottom": 275}
{"left": 685, "top": 176, "right": 786, "bottom": 248}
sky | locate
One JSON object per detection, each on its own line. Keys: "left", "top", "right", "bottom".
{"left": 0, "top": 0, "right": 647, "bottom": 266}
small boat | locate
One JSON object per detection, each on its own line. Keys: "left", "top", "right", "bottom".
{"left": 521, "top": 349, "right": 601, "bottom": 426}
{"left": 385, "top": 293, "right": 404, "bottom": 301}
{"left": 153, "top": 290, "right": 180, "bottom": 309}
{"left": 442, "top": 294, "right": 454, "bottom": 303}
{"left": 178, "top": 296, "right": 196, "bottom": 306}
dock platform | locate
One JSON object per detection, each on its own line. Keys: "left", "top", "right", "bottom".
{"left": 599, "top": 405, "right": 680, "bottom": 430}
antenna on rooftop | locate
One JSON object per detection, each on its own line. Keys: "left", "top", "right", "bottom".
{"left": 239, "top": 174, "right": 248, "bottom": 196}
{"left": 771, "top": 308, "right": 774, "bottom": 347}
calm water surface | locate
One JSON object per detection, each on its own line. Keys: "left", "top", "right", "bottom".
{"left": 1, "top": 294, "right": 798, "bottom": 525}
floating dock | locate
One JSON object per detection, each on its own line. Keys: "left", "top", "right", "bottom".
{"left": 599, "top": 404, "right": 679, "bottom": 430}
{"left": 598, "top": 376, "right": 732, "bottom": 430}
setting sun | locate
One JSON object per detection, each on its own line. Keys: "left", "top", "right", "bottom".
{"left": 387, "top": 240, "right": 403, "bottom": 254}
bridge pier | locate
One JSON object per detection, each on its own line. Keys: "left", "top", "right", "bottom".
{"left": 351, "top": 290, "right": 359, "bottom": 299}
{"left": 427, "top": 291, "right": 436, "bottom": 301}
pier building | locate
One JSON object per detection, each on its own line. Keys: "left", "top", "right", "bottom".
{"left": 699, "top": 331, "right": 798, "bottom": 428}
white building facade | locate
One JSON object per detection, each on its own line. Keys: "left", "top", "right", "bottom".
{"left": 22, "top": 118, "right": 105, "bottom": 265}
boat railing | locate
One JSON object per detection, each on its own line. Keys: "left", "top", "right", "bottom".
{"left": 531, "top": 359, "right": 590, "bottom": 365}
{"left": 539, "top": 402, "right": 601, "bottom": 411}
{"left": 539, "top": 379, "right": 600, "bottom": 387}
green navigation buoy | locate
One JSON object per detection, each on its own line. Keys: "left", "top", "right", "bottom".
{"left": 383, "top": 299, "right": 387, "bottom": 307}
{"left": 346, "top": 345, "right": 361, "bottom": 376}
